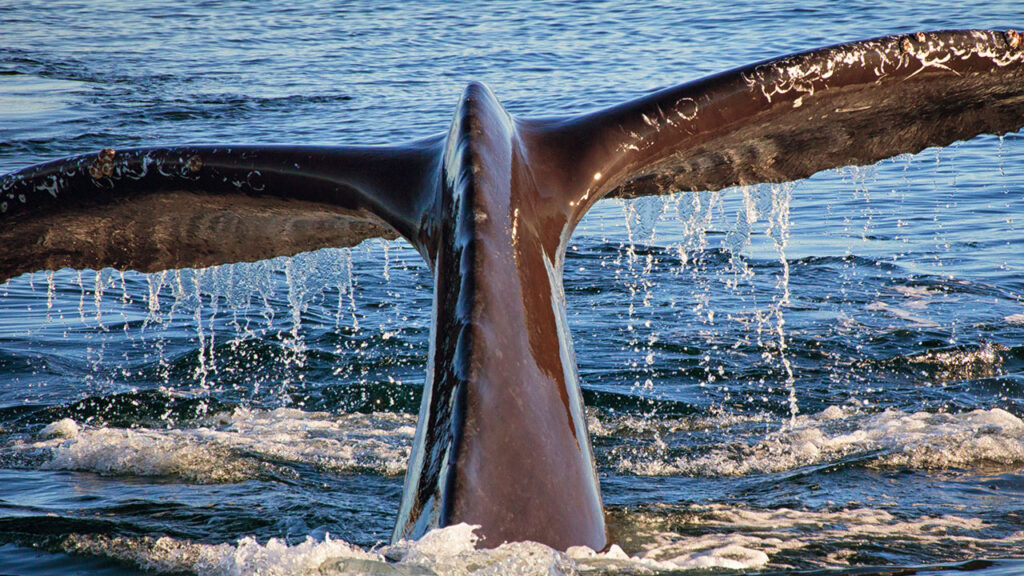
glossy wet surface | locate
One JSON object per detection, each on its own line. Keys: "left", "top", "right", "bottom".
{"left": 1, "top": 1, "right": 1023, "bottom": 574}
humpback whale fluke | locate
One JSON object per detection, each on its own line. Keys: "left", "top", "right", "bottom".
{"left": 2, "top": 30, "right": 1023, "bottom": 550}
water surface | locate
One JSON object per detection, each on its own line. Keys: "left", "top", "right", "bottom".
{"left": 1, "top": 1, "right": 1023, "bottom": 574}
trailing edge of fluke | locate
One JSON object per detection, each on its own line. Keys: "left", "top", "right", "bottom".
{"left": 1, "top": 30, "right": 1023, "bottom": 551}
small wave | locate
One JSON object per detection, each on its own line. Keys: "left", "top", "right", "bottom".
{"left": 59, "top": 504, "right": 1024, "bottom": 576}
{"left": 587, "top": 408, "right": 771, "bottom": 438}
{"left": 8, "top": 403, "right": 1024, "bottom": 484}
{"left": 130, "top": 92, "right": 355, "bottom": 124}
{"left": 792, "top": 254, "right": 899, "bottom": 271}
{"left": 901, "top": 342, "right": 1007, "bottom": 381}
{"left": 63, "top": 532, "right": 376, "bottom": 576}
{"left": 613, "top": 405, "right": 1024, "bottom": 476}
{"left": 9, "top": 408, "right": 415, "bottom": 482}
{"left": 865, "top": 300, "right": 940, "bottom": 328}
{"left": 623, "top": 503, "right": 1024, "bottom": 571}
{"left": 1006, "top": 313, "right": 1024, "bottom": 325}
{"left": 60, "top": 522, "right": 774, "bottom": 575}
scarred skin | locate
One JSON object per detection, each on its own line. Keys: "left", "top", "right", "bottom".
{"left": 2, "top": 30, "right": 1023, "bottom": 551}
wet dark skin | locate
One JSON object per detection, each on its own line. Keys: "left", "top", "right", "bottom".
{"left": 2, "top": 30, "right": 1023, "bottom": 551}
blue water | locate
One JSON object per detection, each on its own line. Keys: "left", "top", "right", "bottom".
{"left": 2, "top": 1, "right": 1024, "bottom": 574}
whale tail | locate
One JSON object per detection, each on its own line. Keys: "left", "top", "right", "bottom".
{"left": 0, "top": 141, "right": 444, "bottom": 281}
{"left": 2, "top": 30, "right": 1023, "bottom": 550}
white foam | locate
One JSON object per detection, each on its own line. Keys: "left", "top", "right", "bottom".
{"left": 18, "top": 403, "right": 1023, "bottom": 484}
{"left": 64, "top": 532, "right": 375, "bottom": 576}
{"left": 16, "top": 407, "right": 783, "bottom": 483}
{"left": 62, "top": 504, "right": 1022, "bottom": 575}
{"left": 37, "top": 418, "right": 79, "bottom": 439}
{"left": 905, "top": 342, "right": 1006, "bottom": 381}
{"left": 627, "top": 503, "right": 1024, "bottom": 570}
{"left": 61, "top": 522, "right": 776, "bottom": 575}
{"left": 16, "top": 401, "right": 1024, "bottom": 485}
{"left": 16, "top": 408, "right": 416, "bottom": 482}
{"left": 62, "top": 525, "right": 569, "bottom": 576}
{"left": 640, "top": 535, "right": 771, "bottom": 570}
{"left": 614, "top": 406, "right": 1024, "bottom": 476}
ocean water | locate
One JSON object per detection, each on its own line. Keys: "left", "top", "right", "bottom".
{"left": 2, "top": 1, "right": 1024, "bottom": 574}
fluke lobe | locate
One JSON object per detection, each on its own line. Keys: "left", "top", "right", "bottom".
{"left": 2, "top": 30, "right": 1023, "bottom": 551}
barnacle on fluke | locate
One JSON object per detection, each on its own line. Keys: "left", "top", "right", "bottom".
{"left": 88, "top": 148, "right": 116, "bottom": 179}
{"left": 1007, "top": 29, "right": 1021, "bottom": 48}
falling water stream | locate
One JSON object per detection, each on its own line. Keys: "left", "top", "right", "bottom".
{"left": 618, "top": 180, "right": 802, "bottom": 427}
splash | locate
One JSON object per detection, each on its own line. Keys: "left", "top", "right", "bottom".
{"left": 25, "top": 401, "right": 1022, "bottom": 490}
{"left": 57, "top": 504, "right": 1024, "bottom": 576}
{"left": 10, "top": 408, "right": 416, "bottom": 482}
{"left": 60, "top": 522, "right": 774, "bottom": 575}
{"left": 611, "top": 405, "right": 1024, "bottom": 477}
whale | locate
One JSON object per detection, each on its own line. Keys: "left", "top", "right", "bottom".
{"left": 1, "top": 30, "right": 1023, "bottom": 551}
